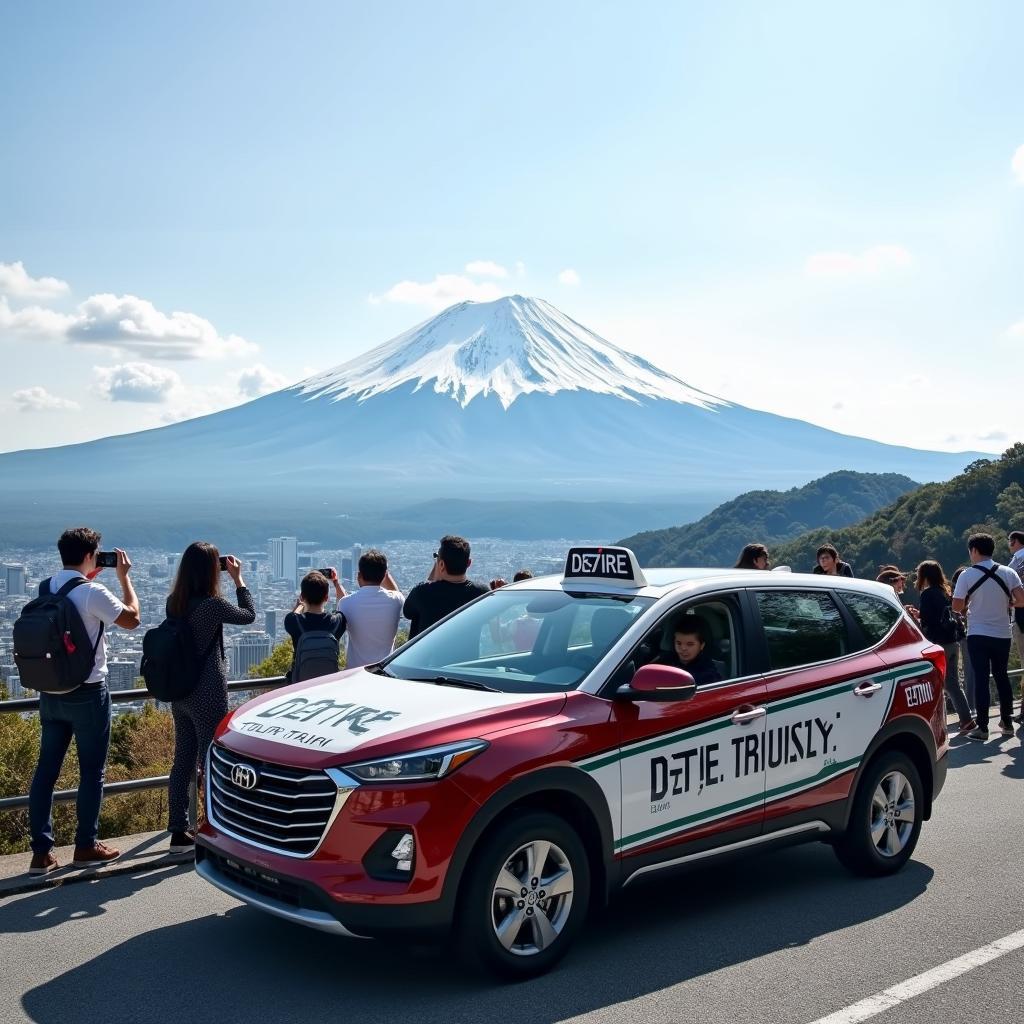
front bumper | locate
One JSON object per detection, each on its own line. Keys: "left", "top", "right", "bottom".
{"left": 195, "top": 841, "right": 455, "bottom": 938}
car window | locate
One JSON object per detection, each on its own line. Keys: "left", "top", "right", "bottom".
{"left": 613, "top": 596, "right": 743, "bottom": 689}
{"left": 839, "top": 592, "right": 901, "bottom": 647}
{"left": 387, "top": 589, "right": 654, "bottom": 693}
{"left": 755, "top": 590, "right": 848, "bottom": 671}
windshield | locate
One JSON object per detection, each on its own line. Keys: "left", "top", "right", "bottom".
{"left": 385, "top": 589, "right": 654, "bottom": 693}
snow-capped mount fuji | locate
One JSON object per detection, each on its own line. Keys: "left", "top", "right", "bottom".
{"left": 300, "top": 296, "right": 724, "bottom": 410}
{"left": 0, "top": 296, "right": 978, "bottom": 532}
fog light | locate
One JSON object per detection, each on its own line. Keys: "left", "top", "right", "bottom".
{"left": 391, "top": 832, "right": 414, "bottom": 872}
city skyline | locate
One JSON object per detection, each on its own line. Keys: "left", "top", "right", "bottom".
{"left": 2, "top": 3, "right": 1023, "bottom": 457}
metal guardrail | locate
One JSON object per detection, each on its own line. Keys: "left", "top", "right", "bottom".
{"left": 1, "top": 664, "right": 1021, "bottom": 814}
{"left": 0, "top": 677, "right": 288, "bottom": 812}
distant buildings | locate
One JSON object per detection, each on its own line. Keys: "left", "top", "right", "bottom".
{"left": 265, "top": 610, "right": 276, "bottom": 637}
{"left": 107, "top": 660, "right": 137, "bottom": 692}
{"left": 3, "top": 565, "right": 26, "bottom": 596}
{"left": 231, "top": 630, "right": 273, "bottom": 679}
{"left": 268, "top": 537, "right": 298, "bottom": 583}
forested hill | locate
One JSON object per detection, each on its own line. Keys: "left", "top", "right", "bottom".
{"left": 618, "top": 471, "right": 918, "bottom": 567}
{"left": 771, "top": 445, "right": 1024, "bottom": 577}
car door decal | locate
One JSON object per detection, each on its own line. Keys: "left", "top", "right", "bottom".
{"left": 577, "top": 660, "right": 931, "bottom": 854}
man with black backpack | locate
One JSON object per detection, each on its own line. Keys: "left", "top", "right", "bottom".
{"left": 17, "top": 527, "right": 141, "bottom": 875}
{"left": 952, "top": 533, "right": 1024, "bottom": 742}
{"left": 285, "top": 570, "right": 346, "bottom": 682}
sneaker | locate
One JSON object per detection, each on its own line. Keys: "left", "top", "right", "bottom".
{"left": 71, "top": 841, "right": 121, "bottom": 868}
{"left": 957, "top": 719, "right": 978, "bottom": 736}
{"left": 965, "top": 726, "right": 989, "bottom": 742}
{"left": 28, "top": 852, "right": 60, "bottom": 876}
{"left": 169, "top": 830, "right": 195, "bottom": 854}
{"left": 998, "top": 719, "right": 1014, "bottom": 737}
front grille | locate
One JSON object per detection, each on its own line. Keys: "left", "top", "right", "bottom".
{"left": 208, "top": 744, "right": 338, "bottom": 857}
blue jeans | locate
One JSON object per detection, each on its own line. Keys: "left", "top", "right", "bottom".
{"left": 29, "top": 684, "right": 111, "bottom": 854}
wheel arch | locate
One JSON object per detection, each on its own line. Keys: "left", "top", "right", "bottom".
{"left": 444, "top": 766, "right": 616, "bottom": 914}
{"left": 841, "top": 716, "right": 937, "bottom": 829}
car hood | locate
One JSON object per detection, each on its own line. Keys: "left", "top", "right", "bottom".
{"left": 220, "top": 667, "right": 567, "bottom": 767}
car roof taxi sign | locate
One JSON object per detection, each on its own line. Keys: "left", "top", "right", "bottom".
{"left": 562, "top": 546, "right": 648, "bottom": 588}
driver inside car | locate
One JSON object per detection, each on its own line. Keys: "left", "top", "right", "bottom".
{"left": 658, "top": 614, "right": 722, "bottom": 686}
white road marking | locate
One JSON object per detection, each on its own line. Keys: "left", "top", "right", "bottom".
{"left": 809, "top": 927, "right": 1024, "bottom": 1024}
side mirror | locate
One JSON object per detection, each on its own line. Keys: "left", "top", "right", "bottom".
{"left": 616, "top": 664, "right": 697, "bottom": 702}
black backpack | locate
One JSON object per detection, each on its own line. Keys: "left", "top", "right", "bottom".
{"left": 936, "top": 601, "right": 966, "bottom": 644}
{"left": 13, "top": 578, "right": 103, "bottom": 693}
{"left": 141, "top": 614, "right": 220, "bottom": 701}
{"left": 290, "top": 616, "right": 341, "bottom": 683}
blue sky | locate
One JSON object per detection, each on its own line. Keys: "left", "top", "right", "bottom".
{"left": 2, "top": 1, "right": 1023, "bottom": 454}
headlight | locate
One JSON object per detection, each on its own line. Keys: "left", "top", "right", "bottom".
{"left": 345, "top": 739, "right": 488, "bottom": 782}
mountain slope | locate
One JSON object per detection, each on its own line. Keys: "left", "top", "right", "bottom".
{"left": 618, "top": 471, "right": 919, "bottom": 567}
{"left": 0, "top": 296, "right": 980, "bottom": 511}
{"left": 771, "top": 446, "right": 1024, "bottom": 577}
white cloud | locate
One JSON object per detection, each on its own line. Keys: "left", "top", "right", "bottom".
{"left": 11, "top": 386, "right": 80, "bottom": 412}
{"left": 69, "top": 294, "right": 256, "bottom": 360}
{"left": 1013, "top": 144, "right": 1024, "bottom": 185}
{"left": 1007, "top": 320, "right": 1024, "bottom": 340}
{"left": 0, "top": 296, "right": 78, "bottom": 336}
{"left": 236, "top": 363, "right": 289, "bottom": 398}
{"left": 1, "top": 290, "right": 256, "bottom": 361}
{"left": 515, "top": 261, "right": 527, "bottom": 278}
{"left": 93, "top": 362, "right": 183, "bottom": 403}
{"left": 368, "top": 274, "right": 506, "bottom": 311}
{"left": 0, "top": 261, "right": 70, "bottom": 300}
{"left": 804, "top": 245, "right": 913, "bottom": 278}
{"left": 464, "top": 260, "right": 508, "bottom": 279}
{"left": 558, "top": 268, "right": 581, "bottom": 286}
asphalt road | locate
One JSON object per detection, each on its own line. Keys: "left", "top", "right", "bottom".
{"left": 2, "top": 732, "right": 1022, "bottom": 1024}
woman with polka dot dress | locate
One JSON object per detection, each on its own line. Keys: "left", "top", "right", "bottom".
{"left": 165, "top": 542, "right": 255, "bottom": 852}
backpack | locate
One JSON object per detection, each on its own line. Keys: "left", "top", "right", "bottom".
{"left": 13, "top": 578, "right": 104, "bottom": 693}
{"left": 141, "top": 614, "right": 220, "bottom": 702}
{"left": 936, "top": 601, "right": 966, "bottom": 644}
{"left": 290, "top": 615, "right": 341, "bottom": 683}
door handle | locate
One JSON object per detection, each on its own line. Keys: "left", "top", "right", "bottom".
{"left": 731, "top": 706, "right": 767, "bottom": 725}
{"left": 853, "top": 681, "right": 882, "bottom": 698}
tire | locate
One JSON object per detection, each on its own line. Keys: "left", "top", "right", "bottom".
{"left": 833, "top": 751, "right": 923, "bottom": 877}
{"left": 455, "top": 811, "right": 591, "bottom": 979}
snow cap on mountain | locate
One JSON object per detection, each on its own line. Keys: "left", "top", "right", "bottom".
{"left": 298, "top": 295, "right": 726, "bottom": 410}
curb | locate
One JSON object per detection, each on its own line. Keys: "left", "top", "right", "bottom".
{"left": 1, "top": 841, "right": 195, "bottom": 899}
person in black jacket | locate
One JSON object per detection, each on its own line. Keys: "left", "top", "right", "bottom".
{"left": 165, "top": 542, "right": 256, "bottom": 853}
{"left": 915, "top": 560, "right": 975, "bottom": 735}
{"left": 660, "top": 615, "right": 721, "bottom": 686}
{"left": 813, "top": 544, "right": 854, "bottom": 577}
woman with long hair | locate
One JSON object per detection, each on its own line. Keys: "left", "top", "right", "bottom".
{"left": 165, "top": 542, "right": 255, "bottom": 852}
{"left": 916, "top": 560, "right": 975, "bottom": 735}
{"left": 734, "top": 543, "right": 770, "bottom": 570}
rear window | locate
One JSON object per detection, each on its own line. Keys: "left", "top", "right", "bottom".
{"left": 840, "top": 592, "right": 902, "bottom": 646}
{"left": 755, "top": 590, "right": 848, "bottom": 671}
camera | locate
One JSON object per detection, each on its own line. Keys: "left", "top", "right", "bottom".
{"left": 96, "top": 551, "right": 118, "bottom": 568}
{"left": 219, "top": 556, "right": 229, "bottom": 571}
{"left": 319, "top": 567, "right": 336, "bottom": 580}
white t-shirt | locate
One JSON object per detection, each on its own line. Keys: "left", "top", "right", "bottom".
{"left": 338, "top": 585, "right": 404, "bottom": 668}
{"left": 47, "top": 569, "right": 126, "bottom": 686}
{"left": 952, "top": 560, "right": 1023, "bottom": 639}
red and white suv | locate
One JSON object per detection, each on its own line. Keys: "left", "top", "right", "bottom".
{"left": 196, "top": 547, "right": 947, "bottom": 977}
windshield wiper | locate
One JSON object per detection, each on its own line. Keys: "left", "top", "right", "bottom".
{"left": 404, "top": 675, "right": 499, "bottom": 692}
{"left": 366, "top": 663, "right": 396, "bottom": 677}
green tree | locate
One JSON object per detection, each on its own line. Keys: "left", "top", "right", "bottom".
{"left": 247, "top": 639, "right": 347, "bottom": 679}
